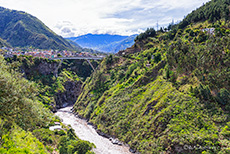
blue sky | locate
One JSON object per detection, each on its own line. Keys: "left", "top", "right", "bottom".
{"left": 0, "top": 0, "right": 210, "bottom": 37}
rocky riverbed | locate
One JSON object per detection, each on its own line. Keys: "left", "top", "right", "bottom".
{"left": 55, "top": 106, "right": 132, "bottom": 154}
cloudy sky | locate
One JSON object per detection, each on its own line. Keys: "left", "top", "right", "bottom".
{"left": 0, "top": 0, "right": 210, "bottom": 37}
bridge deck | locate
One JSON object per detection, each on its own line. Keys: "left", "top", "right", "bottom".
{"left": 49, "top": 56, "right": 104, "bottom": 60}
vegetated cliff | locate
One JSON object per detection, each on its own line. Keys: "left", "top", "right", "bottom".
{"left": 0, "top": 6, "right": 76, "bottom": 50}
{"left": 0, "top": 55, "right": 52, "bottom": 153}
{"left": 5, "top": 56, "right": 99, "bottom": 111}
{"left": 0, "top": 55, "right": 96, "bottom": 154}
{"left": 73, "top": 0, "right": 230, "bottom": 153}
{"left": 53, "top": 74, "right": 82, "bottom": 109}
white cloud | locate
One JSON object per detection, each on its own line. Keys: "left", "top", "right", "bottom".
{"left": 0, "top": 0, "right": 210, "bottom": 37}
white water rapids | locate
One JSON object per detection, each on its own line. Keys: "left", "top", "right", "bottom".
{"left": 55, "top": 106, "right": 132, "bottom": 154}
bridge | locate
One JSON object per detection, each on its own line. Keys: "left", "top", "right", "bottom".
{"left": 49, "top": 56, "right": 104, "bottom": 60}
{"left": 49, "top": 56, "right": 104, "bottom": 77}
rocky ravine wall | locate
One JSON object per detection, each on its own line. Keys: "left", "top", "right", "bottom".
{"left": 19, "top": 58, "right": 83, "bottom": 110}
{"left": 35, "top": 60, "right": 83, "bottom": 110}
{"left": 54, "top": 80, "right": 82, "bottom": 109}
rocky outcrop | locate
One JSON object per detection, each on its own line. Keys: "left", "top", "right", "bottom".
{"left": 37, "top": 61, "right": 58, "bottom": 75}
{"left": 9, "top": 56, "right": 85, "bottom": 111}
{"left": 54, "top": 80, "right": 82, "bottom": 109}
{"left": 21, "top": 59, "right": 59, "bottom": 78}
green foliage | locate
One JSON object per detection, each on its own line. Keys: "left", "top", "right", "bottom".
{"left": 6, "top": 56, "right": 97, "bottom": 110}
{"left": 32, "top": 128, "right": 57, "bottom": 145}
{"left": 61, "top": 59, "right": 98, "bottom": 81}
{"left": 177, "top": 0, "right": 230, "bottom": 29}
{"left": 117, "top": 70, "right": 126, "bottom": 80}
{"left": 2, "top": 1, "right": 228, "bottom": 153}
{"left": 67, "top": 128, "right": 78, "bottom": 140}
{"left": 73, "top": 2, "right": 230, "bottom": 153}
{"left": 71, "top": 140, "right": 94, "bottom": 154}
{"left": 216, "top": 88, "right": 230, "bottom": 105}
{"left": 0, "top": 7, "right": 75, "bottom": 50}
{"left": 191, "top": 84, "right": 212, "bottom": 100}
{"left": 153, "top": 52, "right": 161, "bottom": 63}
{"left": 54, "top": 129, "right": 66, "bottom": 136}
{"left": 58, "top": 131, "right": 95, "bottom": 154}
{"left": 135, "top": 28, "right": 156, "bottom": 41}
{"left": 105, "top": 54, "right": 113, "bottom": 64}
{"left": 124, "top": 63, "right": 138, "bottom": 79}
{"left": 0, "top": 124, "right": 48, "bottom": 154}
{"left": 0, "top": 55, "right": 52, "bottom": 130}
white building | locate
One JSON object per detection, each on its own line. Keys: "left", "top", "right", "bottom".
{"left": 201, "top": 28, "right": 215, "bottom": 35}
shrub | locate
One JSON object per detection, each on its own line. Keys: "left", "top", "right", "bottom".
{"left": 54, "top": 129, "right": 66, "bottom": 136}
{"left": 153, "top": 52, "right": 162, "bottom": 63}
{"left": 71, "top": 140, "right": 94, "bottom": 154}
{"left": 135, "top": 28, "right": 156, "bottom": 41}
{"left": 32, "top": 128, "right": 55, "bottom": 145}
{"left": 105, "top": 55, "right": 113, "bottom": 64}
{"left": 216, "top": 88, "right": 230, "bottom": 105}
{"left": 58, "top": 136, "right": 68, "bottom": 154}
{"left": 67, "top": 128, "right": 77, "bottom": 140}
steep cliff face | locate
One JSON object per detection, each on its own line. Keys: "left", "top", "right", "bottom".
{"left": 23, "top": 58, "right": 84, "bottom": 110}
{"left": 55, "top": 80, "right": 82, "bottom": 109}
{"left": 36, "top": 61, "right": 58, "bottom": 75}
{"left": 5, "top": 56, "right": 94, "bottom": 110}
{"left": 73, "top": 2, "right": 230, "bottom": 152}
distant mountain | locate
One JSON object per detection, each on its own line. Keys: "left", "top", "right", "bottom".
{"left": 0, "top": 7, "right": 76, "bottom": 50}
{"left": 66, "top": 39, "right": 102, "bottom": 54}
{"left": 67, "top": 34, "right": 137, "bottom": 53}
{"left": 0, "top": 37, "right": 11, "bottom": 48}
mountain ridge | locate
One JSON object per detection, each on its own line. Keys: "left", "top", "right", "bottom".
{"left": 67, "top": 33, "right": 137, "bottom": 53}
{"left": 0, "top": 6, "right": 76, "bottom": 50}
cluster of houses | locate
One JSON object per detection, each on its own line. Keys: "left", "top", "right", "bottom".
{"left": 1, "top": 47, "right": 96, "bottom": 59}
{"left": 201, "top": 28, "right": 215, "bottom": 35}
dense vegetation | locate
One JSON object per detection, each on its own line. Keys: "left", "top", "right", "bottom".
{"left": 177, "top": 0, "right": 230, "bottom": 29}
{"left": 0, "top": 7, "right": 76, "bottom": 50}
{"left": 32, "top": 125, "right": 95, "bottom": 154}
{"left": 0, "top": 55, "right": 51, "bottom": 153}
{"left": 73, "top": 0, "right": 230, "bottom": 153}
{"left": 57, "top": 127, "right": 95, "bottom": 154}
{"left": 5, "top": 55, "right": 99, "bottom": 110}
{"left": 0, "top": 55, "right": 96, "bottom": 153}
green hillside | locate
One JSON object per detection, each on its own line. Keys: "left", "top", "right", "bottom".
{"left": 0, "top": 55, "right": 96, "bottom": 153}
{"left": 177, "top": 0, "right": 230, "bottom": 29}
{"left": 0, "top": 55, "right": 52, "bottom": 153}
{"left": 4, "top": 55, "right": 99, "bottom": 111}
{"left": 73, "top": 0, "right": 230, "bottom": 153}
{"left": 0, "top": 7, "right": 75, "bottom": 50}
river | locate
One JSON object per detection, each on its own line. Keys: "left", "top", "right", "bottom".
{"left": 55, "top": 106, "right": 132, "bottom": 154}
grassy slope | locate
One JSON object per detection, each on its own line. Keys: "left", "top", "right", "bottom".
{"left": 0, "top": 55, "right": 52, "bottom": 153}
{"left": 74, "top": 55, "right": 230, "bottom": 153}
{"left": 0, "top": 124, "right": 48, "bottom": 154}
{"left": 73, "top": 2, "right": 230, "bottom": 152}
